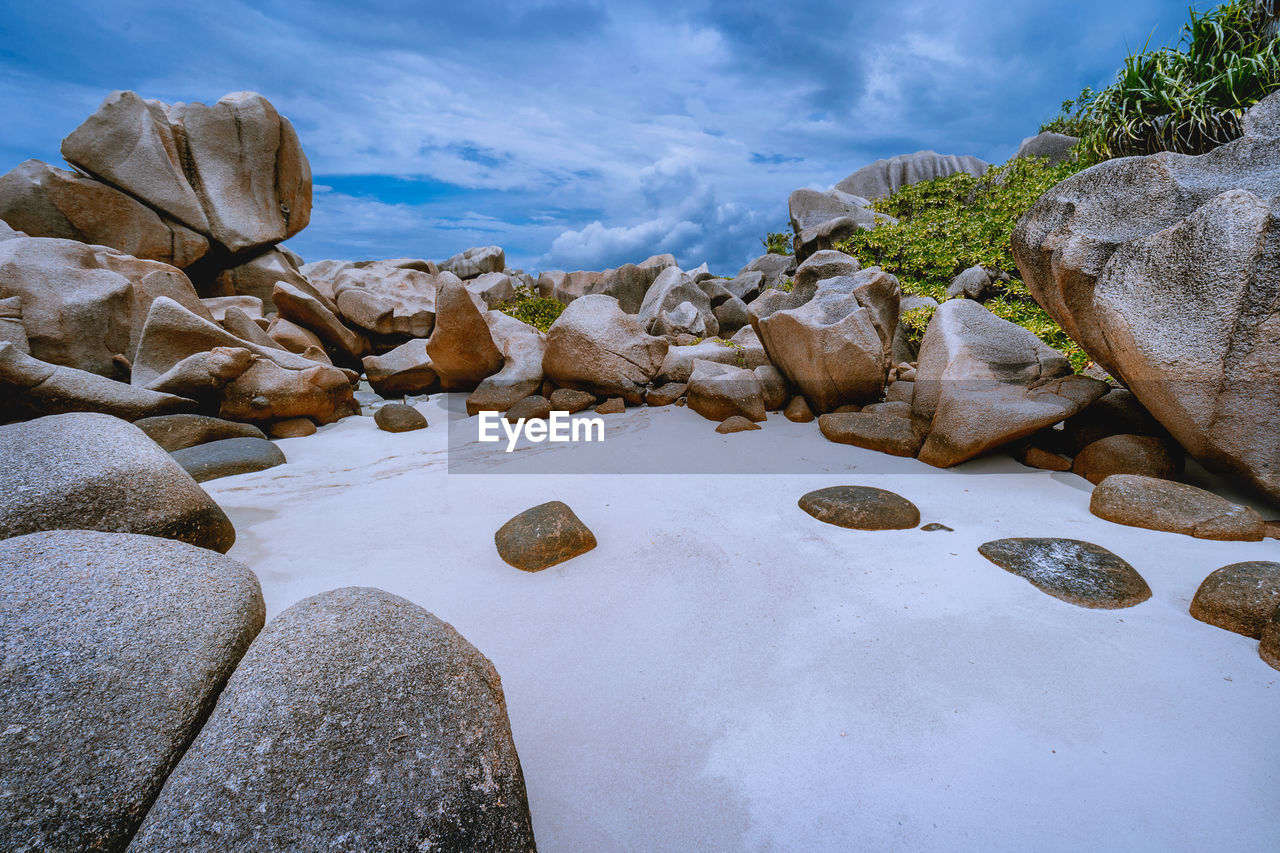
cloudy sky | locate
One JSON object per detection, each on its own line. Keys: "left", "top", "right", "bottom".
{"left": 0, "top": 1, "right": 1196, "bottom": 274}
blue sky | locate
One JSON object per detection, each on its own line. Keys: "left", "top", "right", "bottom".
{"left": 0, "top": 1, "right": 1198, "bottom": 274}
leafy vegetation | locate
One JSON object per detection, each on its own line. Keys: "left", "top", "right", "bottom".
{"left": 761, "top": 231, "right": 794, "bottom": 255}
{"left": 832, "top": 154, "right": 1093, "bottom": 370}
{"left": 897, "top": 303, "right": 936, "bottom": 353}
{"left": 1072, "top": 1, "right": 1280, "bottom": 159}
{"left": 1040, "top": 88, "right": 1099, "bottom": 138}
{"left": 495, "top": 285, "right": 564, "bottom": 332}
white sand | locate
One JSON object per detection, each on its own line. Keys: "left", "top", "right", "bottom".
{"left": 204, "top": 398, "right": 1280, "bottom": 852}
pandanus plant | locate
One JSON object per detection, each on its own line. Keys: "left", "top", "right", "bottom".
{"left": 1081, "top": 0, "right": 1280, "bottom": 159}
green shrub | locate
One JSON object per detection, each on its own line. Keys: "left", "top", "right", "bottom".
{"left": 1082, "top": 1, "right": 1280, "bottom": 159}
{"left": 1040, "top": 88, "right": 1099, "bottom": 138}
{"left": 898, "top": 303, "right": 936, "bottom": 354}
{"left": 495, "top": 285, "right": 564, "bottom": 332}
{"left": 761, "top": 231, "right": 794, "bottom": 256}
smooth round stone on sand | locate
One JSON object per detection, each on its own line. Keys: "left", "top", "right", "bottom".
{"left": 268, "top": 417, "right": 316, "bottom": 438}
{"left": 978, "top": 538, "right": 1152, "bottom": 609}
{"left": 1261, "top": 610, "right": 1280, "bottom": 671}
{"left": 374, "top": 403, "right": 427, "bottom": 433}
{"left": 504, "top": 395, "right": 552, "bottom": 422}
{"left": 716, "top": 415, "right": 761, "bottom": 434}
{"left": 170, "top": 437, "right": 286, "bottom": 483}
{"left": 798, "top": 486, "right": 920, "bottom": 530}
{"left": 1090, "top": 474, "right": 1265, "bottom": 541}
{"left": 495, "top": 501, "right": 597, "bottom": 572}
{"left": 1190, "top": 561, "right": 1280, "bottom": 638}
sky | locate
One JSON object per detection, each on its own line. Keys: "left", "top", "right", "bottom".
{"left": 0, "top": 1, "right": 1199, "bottom": 275}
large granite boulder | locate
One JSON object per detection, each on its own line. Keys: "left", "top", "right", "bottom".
{"left": 1012, "top": 91, "right": 1280, "bottom": 503}
{"left": 0, "top": 343, "right": 199, "bottom": 423}
{"left": 438, "top": 245, "right": 505, "bottom": 279}
{"left": 686, "top": 359, "right": 766, "bottom": 423}
{"left": 425, "top": 278, "right": 504, "bottom": 390}
{"left": 1090, "top": 474, "right": 1266, "bottom": 541}
{"left": 638, "top": 266, "right": 719, "bottom": 338}
{"left": 332, "top": 264, "right": 439, "bottom": 338}
{"left": 0, "top": 413, "right": 235, "bottom": 552}
{"left": 0, "top": 159, "right": 209, "bottom": 267}
{"left": 0, "top": 530, "right": 263, "bottom": 853}
{"left": 211, "top": 247, "right": 329, "bottom": 311}
{"left": 753, "top": 267, "right": 900, "bottom": 413}
{"left": 131, "top": 587, "right": 536, "bottom": 852}
{"left": 273, "top": 281, "right": 369, "bottom": 365}
{"left": 835, "top": 150, "right": 989, "bottom": 200}
{"left": 1014, "top": 131, "right": 1079, "bottom": 164}
{"left": 362, "top": 339, "right": 439, "bottom": 397}
{"left": 134, "top": 413, "right": 268, "bottom": 452}
{"left": 62, "top": 90, "right": 311, "bottom": 254}
{"left": 543, "top": 294, "right": 668, "bottom": 403}
{"left": 584, "top": 262, "right": 661, "bottom": 314}
{"left": 736, "top": 253, "right": 795, "bottom": 294}
{"left": 0, "top": 236, "right": 209, "bottom": 378}
{"left": 170, "top": 436, "right": 286, "bottom": 482}
{"left": 787, "top": 187, "right": 885, "bottom": 233}
{"left": 1190, "top": 561, "right": 1280, "bottom": 638}
{"left": 466, "top": 311, "right": 546, "bottom": 414}
{"left": 912, "top": 299, "right": 1108, "bottom": 467}
{"left": 656, "top": 333, "right": 770, "bottom": 384}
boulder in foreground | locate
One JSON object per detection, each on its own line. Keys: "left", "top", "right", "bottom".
{"left": 978, "top": 537, "right": 1152, "bottom": 609}
{"left": 495, "top": 500, "right": 597, "bottom": 572}
{"left": 1190, "top": 561, "right": 1280, "bottom": 638}
{"left": 0, "top": 412, "right": 235, "bottom": 552}
{"left": 131, "top": 587, "right": 535, "bottom": 852}
{"left": 0, "top": 530, "right": 263, "bottom": 853}
{"left": 798, "top": 485, "right": 919, "bottom": 530}
{"left": 1090, "top": 474, "right": 1266, "bottom": 541}
{"left": 170, "top": 436, "right": 286, "bottom": 482}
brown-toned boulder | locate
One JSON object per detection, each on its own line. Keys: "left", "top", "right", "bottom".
{"left": 1190, "top": 561, "right": 1280, "bottom": 638}
{"left": 373, "top": 402, "right": 428, "bottom": 433}
{"left": 212, "top": 247, "right": 330, "bottom": 310}
{"left": 1261, "top": 610, "right": 1280, "bottom": 670}
{"left": 0, "top": 342, "right": 199, "bottom": 423}
{"left": 220, "top": 358, "right": 358, "bottom": 425}
{"left": 62, "top": 90, "right": 310, "bottom": 254}
{"left": 466, "top": 312, "right": 546, "bottom": 415}
{"left": 135, "top": 413, "right": 267, "bottom": 452}
{"left": 754, "top": 267, "right": 901, "bottom": 413}
{"left": 551, "top": 387, "right": 598, "bottom": 412}
{"left": 798, "top": 485, "right": 920, "bottom": 530}
{"left": 543, "top": 294, "right": 668, "bottom": 403}
{"left": 0, "top": 413, "right": 235, "bottom": 552}
{"left": 686, "top": 359, "right": 766, "bottom": 423}
{"left": 584, "top": 262, "right": 661, "bottom": 314}
{"left": 1071, "top": 434, "right": 1182, "bottom": 485}
{"left": 273, "top": 282, "right": 368, "bottom": 365}
{"left": 1090, "top": 474, "right": 1266, "bottom": 541}
{"left": 425, "top": 278, "right": 504, "bottom": 390}
{"left": 362, "top": 339, "right": 439, "bottom": 397}
{"left": 495, "top": 501, "right": 596, "bottom": 572}
{"left": 912, "top": 299, "right": 1107, "bottom": 467}
{"left": 0, "top": 236, "right": 209, "bottom": 378}
{"left": 0, "top": 159, "right": 209, "bottom": 267}
{"left": 818, "top": 412, "right": 923, "bottom": 457}
{"left": 1012, "top": 92, "right": 1280, "bottom": 502}
{"left": 656, "top": 335, "right": 770, "bottom": 384}
{"left": 333, "top": 265, "right": 438, "bottom": 338}
{"left": 784, "top": 395, "right": 814, "bottom": 422}
{"left": 716, "top": 415, "right": 761, "bottom": 434}
{"left": 503, "top": 395, "right": 552, "bottom": 423}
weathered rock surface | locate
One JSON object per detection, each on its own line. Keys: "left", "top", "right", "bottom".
{"left": 1071, "top": 434, "right": 1182, "bottom": 485}
{"left": 912, "top": 299, "right": 1107, "bottom": 467}
{"left": 639, "top": 266, "right": 718, "bottom": 338}
{"left": 362, "top": 339, "right": 439, "bottom": 397}
{"left": 212, "top": 247, "right": 329, "bottom": 310}
{"left": 141, "top": 345, "right": 253, "bottom": 403}
{"left": 1090, "top": 474, "right": 1266, "bottom": 541}
{"left": 784, "top": 395, "right": 814, "bottom": 422}
{"left": 374, "top": 402, "right": 428, "bottom": 433}
{"left": 0, "top": 413, "right": 234, "bottom": 551}
{"left": 131, "top": 587, "right": 535, "bottom": 852}
{"left": 1012, "top": 92, "right": 1280, "bottom": 502}
{"left": 333, "top": 265, "right": 438, "bottom": 338}
{"left": 1190, "top": 561, "right": 1280, "bottom": 638}
{"left": 550, "top": 387, "right": 598, "bottom": 413}
{"left": 1064, "top": 387, "right": 1165, "bottom": 452}
{"left": 62, "top": 90, "right": 310, "bottom": 254}
{"left": 170, "top": 436, "right": 286, "bottom": 482}
{"left": 0, "top": 530, "right": 263, "bottom": 853}
{"left": 737, "top": 253, "right": 795, "bottom": 294}
{"left": 439, "top": 245, "right": 505, "bottom": 279}
{"left": 0, "top": 236, "right": 209, "bottom": 378}
{"left": 543, "top": 295, "right": 668, "bottom": 404}
{"left": 1014, "top": 131, "right": 1079, "bottom": 164}
{"left": 466, "top": 311, "right": 546, "bottom": 415}
{"left": 268, "top": 417, "right": 316, "bottom": 438}
{"left": 425, "top": 278, "right": 504, "bottom": 390}
{"left": 788, "top": 187, "right": 884, "bottom": 233}
{"left": 495, "top": 501, "right": 596, "bottom": 573}
{"left": 502, "top": 395, "right": 552, "bottom": 423}
{"left": 819, "top": 412, "right": 924, "bottom": 457}
{"left": 835, "top": 150, "right": 989, "bottom": 200}
{"left": 754, "top": 267, "right": 900, "bottom": 413}
{"left": 1261, "top": 610, "right": 1280, "bottom": 670}
{"left": 978, "top": 537, "right": 1152, "bottom": 609}
{"left": 686, "top": 359, "right": 766, "bottom": 423}
{"left": 798, "top": 485, "right": 920, "bottom": 530}
{"left": 135, "top": 413, "right": 267, "bottom": 452}
{"left": 274, "top": 281, "right": 368, "bottom": 365}
{"left": 219, "top": 357, "right": 358, "bottom": 425}
{"left": 0, "top": 159, "right": 209, "bottom": 267}
{"left": 657, "top": 337, "right": 770, "bottom": 384}
{"left": 716, "top": 415, "right": 761, "bottom": 434}
{"left": 0, "top": 343, "right": 199, "bottom": 422}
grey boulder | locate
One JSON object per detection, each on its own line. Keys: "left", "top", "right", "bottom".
{"left": 130, "top": 587, "right": 536, "bottom": 852}
{"left": 170, "top": 436, "right": 286, "bottom": 482}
